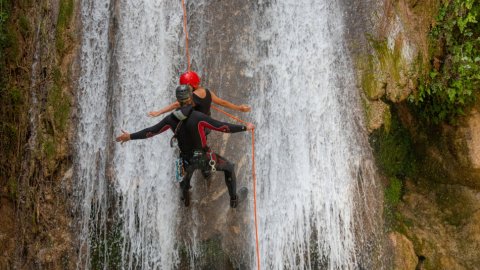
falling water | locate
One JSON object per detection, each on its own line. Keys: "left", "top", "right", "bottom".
{"left": 75, "top": 0, "right": 381, "bottom": 269}
{"left": 111, "top": 0, "right": 183, "bottom": 269}
{"left": 247, "top": 0, "right": 381, "bottom": 269}
{"left": 74, "top": 0, "right": 112, "bottom": 268}
{"left": 75, "top": 0, "right": 184, "bottom": 268}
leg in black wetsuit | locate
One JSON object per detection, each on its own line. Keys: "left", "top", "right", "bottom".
{"left": 212, "top": 153, "right": 237, "bottom": 203}
{"left": 201, "top": 130, "right": 212, "bottom": 179}
{"left": 180, "top": 151, "right": 237, "bottom": 207}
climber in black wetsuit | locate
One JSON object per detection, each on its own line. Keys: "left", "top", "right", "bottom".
{"left": 148, "top": 71, "right": 251, "bottom": 179}
{"left": 116, "top": 85, "right": 255, "bottom": 208}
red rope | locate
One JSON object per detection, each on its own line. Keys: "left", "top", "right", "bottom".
{"left": 180, "top": 1, "right": 261, "bottom": 267}
{"left": 211, "top": 105, "right": 261, "bottom": 270}
{"left": 181, "top": 0, "right": 191, "bottom": 71}
{"left": 251, "top": 130, "right": 261, "bottom": 270}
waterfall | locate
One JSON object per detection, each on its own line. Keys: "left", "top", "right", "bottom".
{"left": 75, "top": 0, "right": 112, "bottom": 268}
{"left": 75, "top": 0, "right": 184, "bottom": 268}
{"left": 248, "top": 1, "right": 381, "bottom": 269}
{"left": 75, "top": 0, "right": 382, "bottom": 269}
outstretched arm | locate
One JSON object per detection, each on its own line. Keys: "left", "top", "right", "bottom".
{"left": 198, "top": 113, "right": 255, "bottom": 134}
{"left": 148, "top": 101, "right": 180, "bottom": 117}
{"left": 210, "top": 90, "right": 251, "bottom": 112}
{"left": 115, "top": 116, "right": 173, "bottom": 144}
{"left": 197, "top": 113, "right": 254, "bottom": 148}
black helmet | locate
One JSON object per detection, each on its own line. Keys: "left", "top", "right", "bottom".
{"left": 175, "top": 84, "right": 192, "bottom": 102}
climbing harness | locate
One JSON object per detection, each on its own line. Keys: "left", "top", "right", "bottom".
{"left": 211, "top": 107, "right": 260, "bottom": 270}
{"left": 174, "top": 158, "right": 185, "bottom": 183}
{"left": 170, "top": 107, "right": 192, "bottom": 148}
{"left": 170, "top": 121, "right": 183, "bottom": 148}
{"left": 189, "top": 150, "right": 205, "bottom": 167}
{"left": 207, "top": 150, "right": 217, "bottom": 173}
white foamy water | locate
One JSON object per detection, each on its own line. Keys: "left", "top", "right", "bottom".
{"left": 75, "top": 0, "right": 184, "bottom": 269}
{"left": 111, "top": 0, "right": 183, "bottom": 269}
{"left": 75, "top": 0, "right": 112, "bottom": 268}
{"left": 247, "top": 1, "right": 380, "bottom": 269}
{"left": 76, "top": 0, "right": 380, "bottom": 269}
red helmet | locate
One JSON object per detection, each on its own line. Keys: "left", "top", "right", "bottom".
{"left": 179, "top": 71, "right": 201, "bottom": 89}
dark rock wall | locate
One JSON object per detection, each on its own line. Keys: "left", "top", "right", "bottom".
{"left": 346, "top": 0, "right": 480, "bottom": 269}
{"left": 0, "top": 0, "right": 80, "bottom": 268}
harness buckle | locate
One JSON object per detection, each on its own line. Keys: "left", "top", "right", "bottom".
{"left": 207, "top": 151, "right": 216, "bottom": 173}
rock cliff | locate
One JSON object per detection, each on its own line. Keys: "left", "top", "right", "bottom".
{"left": 0, "top": 0, "right": 79, "bottom": 268}
{"left": 348, "top": 0, "right": 480, "bottom": 268}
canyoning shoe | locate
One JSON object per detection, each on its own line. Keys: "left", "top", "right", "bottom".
{"left": 230, "top": 195, "right": 238, "bottom": 208}
{"left": 181, "top": 189, "right": 190, "bottom": 207}
{"left": 230, "top": 187, "right": 248, "bottom": 208}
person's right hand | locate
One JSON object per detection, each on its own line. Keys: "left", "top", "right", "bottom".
{"left": 148, "top": 111, "right": 161, "bottom": 117}
{"left": 239, "top": 104, "right": 251, "bottom": 112}
{"left": 116, "top": 129, "right": 131, "bottom": 145}
{"left": 246, "top": 123, "right": 255, "bottom": 131}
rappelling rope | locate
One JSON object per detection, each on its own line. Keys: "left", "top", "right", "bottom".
{"left": 181, "top": 0, "right": 191, "bottom": 71}
{"left": 180, "top": 1, "right": 261, "bottom": 269}
{"left": 212, "top": 106, "right": 261, "bottom": 270}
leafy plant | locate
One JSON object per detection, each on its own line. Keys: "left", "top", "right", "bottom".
{"left": 385, "top": 177, "right": 402, "bottom": 208}
{"left": 370, "top": 115, "right": 416, "bottom": 179}
{"left": 412, "top": 0, "right": 480, "bottom": 124}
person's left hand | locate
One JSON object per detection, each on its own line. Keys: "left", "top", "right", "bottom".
{"left": 116, "top": 129, "right": 131, "bottom": 145}
{"left": 148, "top": 111, "right": 161, "bottom": 117}
{"left": 239, "top": 104, "right": 251, "bottom": 112}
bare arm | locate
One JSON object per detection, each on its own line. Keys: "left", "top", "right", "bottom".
{"left": 148, "top": 101, "right": 180, "bottom": 117}
{"left": 210, "top": 90, "right": 251, "bottom": 112}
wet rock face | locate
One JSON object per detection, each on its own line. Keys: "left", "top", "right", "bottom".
{"left": 344, "top": 0, "right": 480, "bottom": 269}
{"left": 348, "top": 0, "right": 440, "bottom": 133}
{"left": 0, "top": 198, "right": 15, "bottom": 268}
{"left": 398, "top": 180, "right": 480, "bottom": 269}
{"left": 388, "top": 232, "right": 418, "bottom": 270}
{"left": 177, "top": 0, "right": 258, "bottom": 267}
{"left": 0, "top": 0, "right": 78, "bottom": 268}
{"left": 466, "top": 110, "right": 480, "bottom": 169}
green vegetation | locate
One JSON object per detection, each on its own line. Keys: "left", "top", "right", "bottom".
{"left": 90, "top": 220, "right": 123, "bottom": 269}
{"left": 48, "top": 67, "right": 70, "bottom": 133}
{"left": 56, "top": 0, "right": 74, "bottom": 56}
{"left": 178, "top": 236, "right": 236, "bottom": 269}
{"left": 370, "top": 37, "right": 404, "bottom": 83}
{"left": 370, "top": 114, "right": 416, "bottom": 178}
{"left": 0, "top": 0, "right": 27, "bottom": 182}
{"left": 370, "top": 112, "right": 417, "bottom": 228}
{"left": 385, "top": 177, "right": 402, "bottom": 208}
{"left": 412, "top": 0, "right": 480, "bottom": 124}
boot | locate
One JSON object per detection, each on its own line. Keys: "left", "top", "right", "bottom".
{"left": 182, "top": 188, "right": 190, "bottom": 207}
{"left": 230, "top": 194, "right": 238, "bottom": 208}
{"left": 230, "top": 187, "right": 248, "bottom": 208}
{"left": 180, "top": 181, "right": 191, "bottom": 207}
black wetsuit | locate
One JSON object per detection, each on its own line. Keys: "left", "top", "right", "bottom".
{"left": 192, "top": 89, "right": 213, "bottom": 176}
{"left": 192, "top": 88, "right": 212, "bottom": 115}
{"left": 130, "top": 105, "right": 247, "bottom": 206}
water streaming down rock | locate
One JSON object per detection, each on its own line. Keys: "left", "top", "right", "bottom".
{"left": 75, "top": 0, "right": 113, "bottom": 268}
{"left": 247, "top": 1, "right": 382, "bottom": 269}
{"left": 111, "top": 0, "right": 183, "bottom": 268}
{"left": 75, "top": 0, "right": 184, "bottom": 268}
{"left": 75, "top": 0, "right": 382, "bottom": 268}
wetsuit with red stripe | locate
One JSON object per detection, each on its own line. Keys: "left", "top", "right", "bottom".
{"left": 130, "top": 105, "right": 246, "bottom": 152}
{"left": 129, "top": 105, "right": 247, "bottom": 206}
